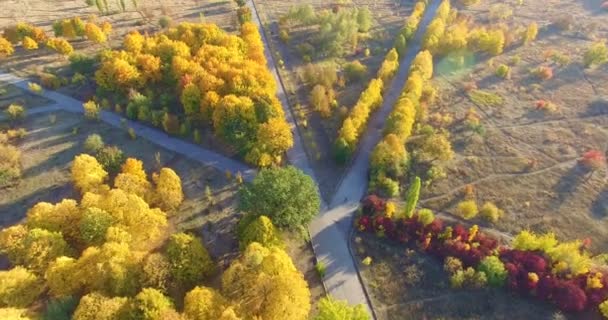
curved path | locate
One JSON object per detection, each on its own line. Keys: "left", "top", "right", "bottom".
{"left": 0, "top": 72, "right": 256, "bottom": 181}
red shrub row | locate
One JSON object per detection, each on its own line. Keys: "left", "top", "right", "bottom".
{"left": 356, "top": 195, "right": 608, "bottom": 315}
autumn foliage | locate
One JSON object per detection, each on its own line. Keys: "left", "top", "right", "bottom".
{"left": 94, "top": 22, "right": 292, "bottom": 167}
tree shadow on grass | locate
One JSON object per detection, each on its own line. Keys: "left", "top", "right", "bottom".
{"left": 553, "top": 163, "right": 590, "bottom": 208}
{"left": 591, "top": 187, "right": 608, "bottom": 219}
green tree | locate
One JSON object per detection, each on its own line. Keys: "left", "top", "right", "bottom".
{"left": 166, "top": 233, "right": 215, "bottom": 288}
{"left": 238, "top": 166, "right": 321, "bottom": 229}
{"left": 314, "top": 296, "right": 369, "bottom": 320}
{"left": 403, "top": 176, "right": 421, "bottom": 218}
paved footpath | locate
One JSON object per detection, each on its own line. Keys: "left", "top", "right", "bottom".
{"left": 0, "top": 72, "right": 256, "bottom": 181}
{"left": 308, "top": 0, "right": 442, "bottom": 317}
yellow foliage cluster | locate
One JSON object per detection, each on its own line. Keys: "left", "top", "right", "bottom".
{"left": 2, "top": 22, "right": 47, "bottom": 44}
{"left": 46, "top": 38, "right": 74, "bottom": 56}
{"left": 21, "top": 36, "right": 37, "bottom": 50}
{"left": 512, "top": 230, "right": 592, "bottom": 277}
{"left": 336, "top": 78, "right": 383, "bottom": 151}
{"left": 84, "top": 22, "right": 107, "bottom": 44}
{"left": 95, "top": 22, "right": 292, "bottom": 167}
{"left": 0, "top": 36, "right": 14, "bottom": 57}
{"left": 377, "top": 48, "right": 399, "bottom": 83}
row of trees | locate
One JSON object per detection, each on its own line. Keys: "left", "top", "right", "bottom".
{"left": 333, "top": 0, "right": 430, "bottom": 163}
{"left": 0, "top": 19, "right": 112, "bottom": 58}
{"left": 94, "top": 22, "right": 293, "bottom": 167}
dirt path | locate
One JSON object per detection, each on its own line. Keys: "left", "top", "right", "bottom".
{"left": 420, "top": 158, "right": 578, "bottom": 204}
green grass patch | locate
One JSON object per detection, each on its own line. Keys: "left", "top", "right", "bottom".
{"left": 468, "top": 90, "right": 504, "bottom": 107}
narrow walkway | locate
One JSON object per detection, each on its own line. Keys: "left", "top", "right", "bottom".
{"left": 308, "top": 0, "right": 442, "bottom": 316}
{"left": 0, "top": 72, "right": 256, "bottom": 181}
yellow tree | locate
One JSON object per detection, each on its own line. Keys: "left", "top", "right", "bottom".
{"left": 115, "top": 158, "right": 151, "bottom": 198}
{"left": 152, "top": 168, "right": 183, "bottom": 212}
{"left": 0, "top": 267, "right": 44, "bottom": 308}
{"left": 25, "top": 199, "right": 82, "bottom": 245}
{"left": 21, "top": 36, "right": 38, "bottom": 50}
{"left": 136, "top": 53, "right": 162, "bottom": 84}
{"left": 85, "top": 22, "right": 107, "bottom": 44}
{"left": 183, "top": 286, "right": 229, "bottom": 320}
{"left": 166, "top": 233, "right": 215, "bottom": 288}
{"left": 124, "top": 31, "right": 145, "bottom": 53}
{"left": 377, "top": 49, "right": 399, "bottom": 83}
{"left": 72, "top": 292, "right": 130, "bottom": 320}
{"left": 0, "top": 36, "right": 14, "bottom": 57}
{"left": 80, "top": 189, "right": 167, "bottom": 249}
{"left": 222, "top": 243, "right": 311, "bottom": 320}
{"left": 45, "top": 256, "right": 81, "bottom": 297}
{"left": 71, "top": 154, "right": 108, "bottom": 194}
{"left": 46, "top": 38, "right": 74, "bottom": 56}
{"left": 180, "top": 82, "right": 202, "bottom": 119}
{"left": 95, "top": 57, "right": 140, "bottom": 92}
{"left": 253, "top": 117, "right": 294, "bottom": 165}
{"left": 410, "top": 50, "right": 433, "bottom": 80}
{"left": 240, "top": 22, "right": 266, "bottom": 65}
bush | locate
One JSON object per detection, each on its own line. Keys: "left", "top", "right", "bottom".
{"left": 95, "top": 145, "right": 126, "bottom": 175}
{"left": 69, "top": 53, "right": 97, "bottom": 74}
{"left": 417, "top": 209, "right": 435, "bottom": 226}
{"left": 314, "top": 296, "right": 369, "bottom": 320}
{"left": 83, "top": 100, "right": 100, "bottom": 120}
{"left": 22, "top": 36, "right": 38, "bottom": 50}
{"left": 495, "top": 64, "right": 510, "bottom": 79}
{"left": 583, "top": 42, "right": 608, "bottom": 68}
{"left": 0, "top": 267, "right": 44, "bottom": 307}
{"left": 158, "top": 16, "right": 172, "bottom": 29}
{"left": 455, "top": 200, "right": 478, "bottom": 219}
{"left": 237, "top": 7, "right": 252, "bottom": 25}
{"left": 84, "top": 134, "right": 104, "bottom": 154}
{"left": 344, "top": 60, "right": 368, "bottom": 82}
{"left": 450, "top": 267, "right": 487, "bottom": 289}
{"left": 5, "top": 104, "right": 25, "bottom": 121}
{"left": 166, "top": 233, "right": 215, "bottom": 288}
{"left": 239, "top": 166, "right": 321, "bottom": 229}
{"left": 480, "top": 202, "right": 502, "bottom": 223}
{"left": 468, "top": 90, "right": 504, "bottom": 107}
{"left": 152, "top": 168, "right": 184, "bottom": 212}
{"left": 478, "top": 256, "right": 507, "bottom": 287}
{"left": 0, "top": 36, "right": 14, "bottom": 57}
{"left": 534, "top": 66, "right": 553, "bottom": 80}
{"left": 46, "top": 38, "right": 74, "bottom": 56}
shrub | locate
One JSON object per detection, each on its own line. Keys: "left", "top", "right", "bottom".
{"left": 83, "top": 100, "right": 100, "bottom": 120}
{"left": 444, "top": 256, "right": 463, "bottom": 274}
{"left": 512, "top": 230, "right": 557, "bottom": 252}
{"left": 315, "top": 261, "right": 326, "bottom": 278}
{"left": 579, "top": 150, "right": 605, "bottom": 170}
{"left": 0, "top": 267, "right": 44, "bottom": 307}
{"left": 84, "top": 23, "right": 106, "bottom": 44}
{"left": 237, "top": 7, "right": 252, "bottom": 25}
{"left": 523, "top": 22, "right": 538, "bottom": 44}
{"left": 239, "top": 166, "right": 320, "bottom": 229}
{"left": 0, "top": 36, "right": 14, "bottom": 57}
{"left": 455, "top": 200, "right": 478, "bottom": 219}
{"left": 478, "top": 256, "right": 507, "bottom": 287}
{"left": 46, "top": 38, "right": 74, "bottom": 56}
{"left": 480, "top": 202, "right": 503, "bottom": 223}
{"left": 583, "top": 42, "right": 608, "bottom": 68}
{"left": 22, "top": 36, "right": 38, "bottom": 50}
{"left": 5, "top": 104, "right": 25, "bottom": 121}
{"left": 468, "top": 90, "right": 504, "bottom": 107}
{"left": 95, "top": 145, "right": 126, "bottom": 175}
{"left": 310, "top": 84, "right": 332, "bottom": 118}
{"left": 83, "top": 134, "right": 104, "bottom": 154}
{"left": 417, "top": 209, "right": 435, "bottom": 226}
{"left": 344, "top": 60, "right": 367, "bottom": 82}
{"left": 600, "top": 300, "right": 608, "bottom": 319}
{"left": 450, "top": 267, "right": 487, "bottom": 289}
{"left": 158, "top": 16, "right": 172, "bottom": 29}
{"left": 166, "top": 233, "right": 215, "bottom": 288}
{"left": 152, "top": 168, "right": 184, "bottom": 212}
{"left": 69, "top": 53, "right": 97, "bottom": 74}
{"left": 495, "top": 64, "right": 510, "bottom": 79}
{"left": 314, "top": 296, "right": 369, "bottom": 320}
{"left": 534, "top": 66, "right": 553, "bottom": 80}
{"left": 404, "top": 177, "right": 421, "bottom": 218}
